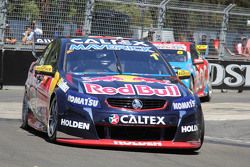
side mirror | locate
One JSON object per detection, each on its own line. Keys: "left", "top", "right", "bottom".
{"left": 35, "top": 65, "right": 54, "bottom": 76}
{"left": 177, "top": 70, "right": 191, "bottom": 80}
{"left": 193, "top": 58, "right": 204, "bottom": 65}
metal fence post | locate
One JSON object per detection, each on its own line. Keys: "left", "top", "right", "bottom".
{"left": 157, "top": 0, "right": 171, "bottom": 41}
{"left": 84, "top": 0, "right": 95, "bottom": 36}
{"left": 0, "top": 0, "right": 7, "bottom": 89}
{"left": 218, "top": 4, "right": 236, "bottom": 59}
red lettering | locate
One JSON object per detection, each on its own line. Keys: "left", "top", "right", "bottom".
{"left": 135, "top": 85, "right": 154, "bottom": 96}
{"left": 117, "top": 84, "right": 135, "bottom": 95}
{"left": 167, "top": 86, "right": 174, "bottom": 96}
{"left": 84, "top": 83, "right": 103, "bottom": 94}
{"left": 103, "top": 87, "right": 116, "bottom": 95}
{"left": 154, "top": 88, "right": 168, "bottom": 96}
{"left": 166, "top": 85, "right": 181, "bottom": 97}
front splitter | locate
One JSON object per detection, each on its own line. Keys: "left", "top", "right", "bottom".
{"left": 57, "top": 138, "right": 200, "bottom": 149}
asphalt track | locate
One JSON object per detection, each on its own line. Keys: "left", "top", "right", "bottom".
{"left": 0, "top": 86, "right": 250, "bottom": 167}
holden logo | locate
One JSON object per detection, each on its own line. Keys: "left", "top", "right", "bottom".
{"left": 109, "top": 114, "right": 120, "bottom": 125}
{"left": 132, "top": 99, "right": 143, "bottom": 110}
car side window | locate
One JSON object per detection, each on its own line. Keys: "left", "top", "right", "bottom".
{"left": 44, "top": 41, "right": 60, "bottom": 70}
{"left": 190, "top": 45, "right": 199, "bottom": 62}
{"left": 38, "top": 42, "right": 54, "bottom": 65}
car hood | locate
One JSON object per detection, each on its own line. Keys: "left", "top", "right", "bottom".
{"left": 67, "top": 74, "right": 191, "bottom": 99}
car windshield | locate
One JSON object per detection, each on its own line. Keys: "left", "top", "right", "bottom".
{"left": 64, "top": 43, "right": 172, "bottom": 76}
{"left": 160, "top": 50, "right": 187, "bottom": 62}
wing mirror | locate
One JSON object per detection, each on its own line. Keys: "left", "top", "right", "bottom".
{"left": 35, "top": 65, "right": 54, "bottom": 76}
{"left": 177, "top": 70, "right": 191, "bottom": 80}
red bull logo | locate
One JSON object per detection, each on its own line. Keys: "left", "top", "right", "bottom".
{"left": 84, "top": 83, "right": 181, "bottom": 97}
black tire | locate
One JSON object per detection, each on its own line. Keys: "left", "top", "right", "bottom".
{"left": 189, "top": 112, "right": 205, "bottom": 152}
{"left": 21, "top": 92, "right": 30, "bottom": 129}
{"left": 47, "top": 97, "right": 58, "bottom": 143}
{"left": 201, "top": 83, "right": 212, "bottom": 102}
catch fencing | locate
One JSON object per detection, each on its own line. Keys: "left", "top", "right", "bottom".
{"left": 0, "top": 0, "right": 250, "bottom": 58}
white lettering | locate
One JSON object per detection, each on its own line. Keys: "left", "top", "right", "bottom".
{"left": 60, "top": 119, "right": 90, "bottom": 130}
{"left": 181, "top": 125, "right": 198, "bottom": 133}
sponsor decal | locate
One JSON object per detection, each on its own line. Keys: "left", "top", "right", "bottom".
{"left": 69, "top": 44, "right": 153, "bottom": 52}
{"left": 113, "top": 141, "right": 162, "bottom": 146}
{"left": 57, "top": 78, "right": 69, "bottom": 93}
{"left": 67, "top": 91, "right": 100, "bottom": 108}
{"left": 109, "top": 114, "right": 120, "bottom": 125}
{"left": 108, "top": 115, "right": 166, "bottom": 125}
{"left": 154, "top": 43, "right": 187, "bottom": 51}
{"left": 36, "top": 38, "right": 53, "bottom": 44}
{"left": 35, "top": 65, "right": 53, "bottom": 73}
{"left": 173, "top": 99, "right": 196, "bottom": 110}
{"left": 181, "top": 125, "right": 198, "bottom": 133}
{"left": 82, "top": 75, "right": 170, "bottom": 84}
{"left": 60, "top": 119, "right": 90, "bottom": 130}
{"left": 84, "top": 83, "right": 181, "bottom": 97}
{"left": 210, "top": 62, "right": 250, "bottom": 89}
{"left": 70, "top": 38, "right": 149, "bottom": 46}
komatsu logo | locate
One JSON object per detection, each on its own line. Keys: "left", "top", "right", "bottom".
{"left": 67, "top": 95, "right": 99, "bottom": 107}
{"left": 172, "top": 99, "right": 195, "bottom": 110}
{"left": 61, "top": 119, "right": 90, "bottom": 130}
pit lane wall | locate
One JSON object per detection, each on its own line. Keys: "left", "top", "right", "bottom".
{"left": 0, "top": 50, "right": 36, "bottom": 86}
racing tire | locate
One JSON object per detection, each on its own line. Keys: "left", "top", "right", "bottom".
{"left": 47, "top": 97, "right": 58, "bottom": 143}
{"left": 189, "top": 112, "right": 205, "bottom": 152}
{"left": 201, "top": 83, "right": 212, "bottom": 102}
{"left": 21, "top": 92, "right": 30, "bottom": 129}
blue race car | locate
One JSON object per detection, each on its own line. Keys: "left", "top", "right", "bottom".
{"left": 153, "top": 42, "right": 212, "bottom": 102}
{"left": 22, "top": 37, "right": 204, "bottom": 151}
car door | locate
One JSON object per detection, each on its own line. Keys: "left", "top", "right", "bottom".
{"left": 34, "top": 41, "right": 60, "bottom": 122}
{"left": 26, "top": 42, "right": 54, "bottom": 117}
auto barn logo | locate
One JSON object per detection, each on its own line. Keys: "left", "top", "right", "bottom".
{"left": 132, "top": 99, "right": 143, "bottom": 110}
{"left": 109, "top": 114, "right": 120, "bottom": 125}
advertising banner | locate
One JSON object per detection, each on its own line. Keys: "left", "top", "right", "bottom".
{"left": 209, "top": 60, "right": 250, "bottom": 90}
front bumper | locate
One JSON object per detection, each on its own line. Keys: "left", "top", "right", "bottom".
{"left": 56, "top": 138, "right": 201, "bottom": 149}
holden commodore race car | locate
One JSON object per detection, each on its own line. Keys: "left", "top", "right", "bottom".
{"left": 153, "top": 42, "right": 212, "bottom": 102}
{"left": 22, "top": 36, "right": 204, "bottom": 151}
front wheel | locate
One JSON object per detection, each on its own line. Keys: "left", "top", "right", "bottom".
{"left": 47, "top": 97, "right": 58, "bottom": 143}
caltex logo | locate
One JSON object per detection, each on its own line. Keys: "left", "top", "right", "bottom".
{"left": 109, "top": 114, "right": 120, "bottom": 125}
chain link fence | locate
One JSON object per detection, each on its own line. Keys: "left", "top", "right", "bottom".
{"left": 0, "top": 0, "right": 250, "bottom": 58}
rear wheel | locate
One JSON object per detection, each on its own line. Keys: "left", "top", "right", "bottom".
{"left": 21, "top": 92, "right": 30, "bottom": 129}
{"left": 47, "top": 97, "right": 58, "bottom": 143}
{"left": 201, "top": 82, "right": 212, "bottom": 102}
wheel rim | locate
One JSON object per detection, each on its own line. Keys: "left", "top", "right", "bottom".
{"left": 48, "top": 100, "right": 58, "bottom": 137}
